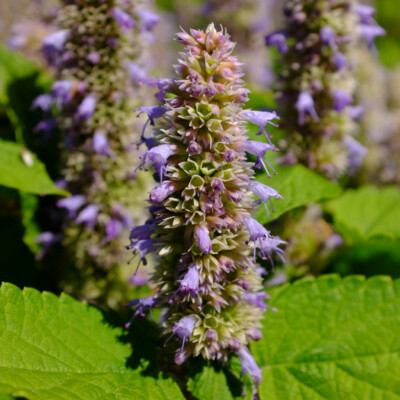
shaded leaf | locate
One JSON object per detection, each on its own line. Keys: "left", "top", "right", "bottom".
{"left": 253, "top": 275, "right": 400, "bottom": 400}
{"left": 0, "top": 140, "right": 66, "bottom": 195}
{"left": 327, "top": 239, "right": 400, "bottom": 278}
{"left": 0, "top": 283, "right": 184, "bottom": 400}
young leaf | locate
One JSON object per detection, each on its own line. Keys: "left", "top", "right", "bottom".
{"left": 256, "top": 165, "right": 341, "bottom": 223}
{"left": 329, "top": 186, "right": 400, "bottom": 242}
{"left": 0, "top": 140, "right": 67, "bottom": 195}
{"left": 0, "top": 283, "right": 184, "bottom": 400}
{"left": 252, "top": 275, "right": 400, "bottom": 400}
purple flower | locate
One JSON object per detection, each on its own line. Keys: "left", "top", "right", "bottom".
{"left": 77, "top": 95, "right": 97, "bottom": 120}
{"left": 75, "top": 204, "right": 100, "bottom": 227}
{"left": 57, "top": 195, "right": 86, "bottom": 218}
{"left": 166, "top": 315, "right": 197, "bottom": 353}
{"left": 320, "top": 26, "right": 336, "bottom": 46}
{"left": 127, "top": 239, "right": 155, "bottom": 266}
{"left": 35, "top": 231, "right": 62, "bottom": 260}
{"left": 238, "top": 347, "right": 262, "bottom": 385}
{"left": 360, "top": 24, "right": 386, "bottom": 47}
{"left": 105, "top": 218, "right": 124, "bottom": 242}
{"left": 243, "top": 141, "right": 278, "bottom": 178}
{"left": 205, "top": 330, "right": 218, "bottom": 342}
{"left": 51, "top": 80, "right": 73, "bottom": 107}
{"left": 137, "top": 144, "right": 175, "bottom": 182}
{"left": 265, "top": 32, "right": 288, "bottom": 54}
{"left": 111, "top": 203, "right": 132, "bottom": 227}
{"left": 155, "top": 78, "right": 175, "bottom": 102}
{"left": 130, "top": 222, "right": 155, "bottom": 241}
{"left": 42, "top": 29, "right": 69, "bottom": 51}
{"left": 177, "top": 264, "right": 200, "bottom": 298}
{"left": 241, "top": 110, "right": 279, "bottom": 143}
{"left": 34, "top": 119, "right": 57, "bottom": 135}
{"left": 243, "top": 292, "right": 269, "bottom": 311}
{"left": 249, "top": 181, "right": 283, "bottom": 219}
{"left": 347, "top": 105, "right": 364, "bottom": 121}
{"left": 247, "top": 328, "right": 263, "bottom": 341}
{"left": 332, "top": 89, "right": 353, "bottom": 112}
{"left": 242, "top": 215, "right": 285, "bottom": 264}
{"left": 129, "top": 269, "right": 149, "bottom": 286}
{"left": 355, "top": 4, "right": 376, "bottom": 24}
{"left": 32, "top": 94, "right": 53, "bottom": 112}
{"left": 87, "top": 51, "right": 100, "bottom": 64}
{"left": 127, "top": 62, "right": 157, "bottom": 86}
{"left": 125, "top": 295, "right": 158, "bottom": 328}
{"left": 187, "top": 141, "right": 201, "bottom": 156}
{"left": 243, "top": 215, "right": 270, "bottom": 243}
{"left": 93, "top": 130, "right": 111, "bottom": 156}
{"left": 256, "top": 236, "right": 287, "bottom": 266}
{"left": 343, "top": 136, "right": 368, "bottom": 175}
{"left": 137, "top": 9, "right": 160, "bottom": 31}
{"left": 333, "top": 53, "right": 348, "bottom": 70}
{"left": 42, "top": 29, "right": 69, "bottom": 64}
{"left": 150, "top": 181, "right": 179, "bottom": 203}
{"left": 135, "top": 106, "right": 166, "bottom": 124}
{"left": 111, "top": 8, "right": 135, "bottom": 30}
{"left": 135, "top": 106, "right": 167, "bottom": 143}
{"left": 194, "top": 226, "right": 212, "bottom": 254}
{"left": 295, "top": 91, "right": 319, "bottom": 125}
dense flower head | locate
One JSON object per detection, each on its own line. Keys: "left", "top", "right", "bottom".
{"left": 35, "top": 0, "right": 159, "bottom": 305}
{"left": 128, "top": 24, "right": 285, "bottom": 386}
{"left": 266, "top": 0, "right": 385, "bottom": 179}
{"left": 202, "top": 0, "right": 276, "bottom": 87}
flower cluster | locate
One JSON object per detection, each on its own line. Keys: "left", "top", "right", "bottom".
{"left": 355, "top": 48, "right": 400, "bottom": 185}
{"left": 201, "top": 0, "right": 276, "bottom": 87}
{"left": 34, "top": 0, "right": 159, "bottom": 304}
{"left": 266, "top": 1, "right": 384, "bottom": 179}
{"left": 127, "top": 24, "right": 285, "bottom": 385}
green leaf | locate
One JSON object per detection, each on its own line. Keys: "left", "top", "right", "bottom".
{"left": 187, "top": 366, "right": 234, "bottom": 400}
{"left": 0, "top": 394, "right": 14, "bottom": 400}
{"left": 256, "top": 164, "right": 341, "bottom": 223}
{"left": 0, "top": 140, "right": 67, "bottom": 195}
{"left": 253, "top": 275, "right": 400, "bottom": 400}
{"left": 329, "top": 186, "right": 400, "bottom": 242}
{"left": 327, "top": 240, "right": 400, "bottom": 278}
{"left": 0, "top": 283, "right": 185, "bottom": 400}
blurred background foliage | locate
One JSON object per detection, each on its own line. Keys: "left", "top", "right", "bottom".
{"left": 0, "top": 0, "right": 399, "bottom": 309}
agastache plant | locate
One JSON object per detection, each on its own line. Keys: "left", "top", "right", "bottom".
{"left": 266, "top": 1, "right": 385, "bottom": 179}
{"left": 34, "top": 0, "right": 159, "bottom": 303}
{"left": 128, "top": 24, "right": 285, "bottom": 386}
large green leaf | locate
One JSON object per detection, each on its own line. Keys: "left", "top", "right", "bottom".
{"left": 253, "top": 275, "right": 400, "bottom": 400}
{"left": 329, "top": 186, "right": 400, "bottom": 242}
{"left": 0, "top": 283, "right": 184, "bottom": 400}
{"left": 0, "top": 140, "right": 66, "bottom": 195}
{"left": 255, "top": 164, "right": 341, "bottom": 223}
